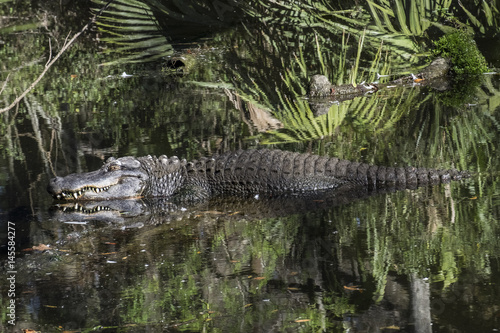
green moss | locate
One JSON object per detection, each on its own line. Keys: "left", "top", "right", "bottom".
{"left": 432, "top": 30, "right": 488, "bottom": 74}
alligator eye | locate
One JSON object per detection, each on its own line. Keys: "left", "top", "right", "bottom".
{"left": 108, "top": 164, "right": 121, "bottom": 171}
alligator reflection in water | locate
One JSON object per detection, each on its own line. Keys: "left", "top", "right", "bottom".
{"left": 48, "top": 195, "right": 360, "bottom": 226}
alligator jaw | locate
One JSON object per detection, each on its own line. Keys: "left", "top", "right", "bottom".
{"left": 54, "top": 185, "right": 114, "bottom": 201}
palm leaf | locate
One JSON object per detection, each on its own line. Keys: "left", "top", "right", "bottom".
{"left": 92, "top": 0, "right": 174, "bottom": 65}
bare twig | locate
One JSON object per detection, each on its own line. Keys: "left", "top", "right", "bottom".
{"left": 45, "top": 38, "right": 52, "bottom": 67}
{"left": 0, "top": 73, "right": 10, "bottom": 95}
{"left": 0, "top": 0, "right": 114, "bottom": 114}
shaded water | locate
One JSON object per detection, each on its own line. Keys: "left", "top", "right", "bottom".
{"left": 1, "top": 1, "right": 500, "bottom": 332}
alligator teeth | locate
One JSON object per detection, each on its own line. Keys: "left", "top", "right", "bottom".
{"left": 60, "top": 204, "right": 115, "bottom": 214}
{"left": 59, "top": 185, "right": 112, "bottom": 200}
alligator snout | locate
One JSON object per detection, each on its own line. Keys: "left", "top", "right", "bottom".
{"left": 47, "top": 164, "right": 148, "bottom": 200}
{"left": 47, "top": 176, "right": 63, "bottom": 197}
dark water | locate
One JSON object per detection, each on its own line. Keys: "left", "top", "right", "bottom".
{"left": 1, "top": 1, "right": 500, "bottom": 332}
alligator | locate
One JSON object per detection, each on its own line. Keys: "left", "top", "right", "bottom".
{"left": 48, "top": 149, "right": 469, "bottom": 202}
{"left": 307, "top": 58, "right": 453, "bottom": 116}
{"left": 308, "top": 57, "right": 451, "bottom": 98}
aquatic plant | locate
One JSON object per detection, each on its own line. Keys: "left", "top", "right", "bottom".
{"left": 432, "top": 30, "right": 488, "bottom": 74}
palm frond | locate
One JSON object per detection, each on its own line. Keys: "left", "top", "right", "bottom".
{"left": 92, "top": 0, "right": 174, "bottom": 65}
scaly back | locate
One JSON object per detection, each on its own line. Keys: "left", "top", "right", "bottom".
{"left": 183, "top": 149, "right": 469, "bottom": 196}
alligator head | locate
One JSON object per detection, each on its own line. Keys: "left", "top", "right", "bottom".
{"left": 48, "top": 156, "right": 148, "bottom": 201}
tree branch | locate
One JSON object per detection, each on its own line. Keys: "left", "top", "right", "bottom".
{"left": 0, "top": 0, "right": 114, "bottom": 114}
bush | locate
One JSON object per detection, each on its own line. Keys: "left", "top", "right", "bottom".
{"left": 432, "top": 30, "right": 488, "bottom": 74}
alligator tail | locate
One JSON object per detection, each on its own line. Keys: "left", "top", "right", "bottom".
{"left": 315, "top": 156, "right": 470, "bottom": 189}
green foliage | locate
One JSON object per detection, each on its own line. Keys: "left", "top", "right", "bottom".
{"left": 457, "top": 0, "right": 500, "bottom": 36}
{"left": 432, "top": 30, "right": 488, "bottom": 74}
{"left": 435, "top": 75, "right": 483, "bottom": 107}
{"left": 366, "top": 0, "right": 453, "bottom": 36}
{"left": 92, "top": 0, "right": 174, "bottom": 65}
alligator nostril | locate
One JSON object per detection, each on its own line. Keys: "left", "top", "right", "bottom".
{"left": 47, "top": 176, "right": 63, "bottom": 195}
